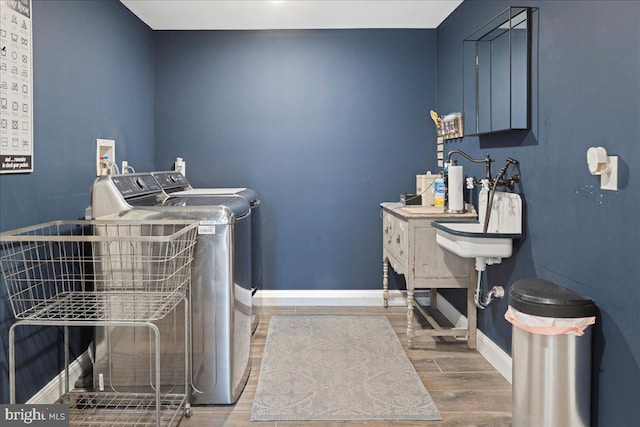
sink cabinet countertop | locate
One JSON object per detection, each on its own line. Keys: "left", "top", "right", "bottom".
{"left": 381, "top": 202, "right": 477, "bottom": 219}
{"left": 380, "top": 202, "right": 478, "bottom": 349}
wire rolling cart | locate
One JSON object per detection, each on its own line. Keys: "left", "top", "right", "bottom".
{"left": 0, "top": 220, "right": 199, "bottom": 427}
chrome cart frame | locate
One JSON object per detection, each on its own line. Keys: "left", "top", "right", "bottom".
{"left": 1, "top": 220, "right": 198, "bottom": 427}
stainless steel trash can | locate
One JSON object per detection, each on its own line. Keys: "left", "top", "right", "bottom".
{"left": 507, "top": 279, "right": 597, "bottom": 427}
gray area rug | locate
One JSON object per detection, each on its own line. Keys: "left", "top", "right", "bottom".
{"left": 251, "top": 315, "right": 441, "bottom": 421}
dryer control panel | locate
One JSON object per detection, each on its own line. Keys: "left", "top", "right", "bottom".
{"left": 152, "top": 172, "right": 191, "bottom": 193}
{"left": 111, "top": 174, "right": 162, "bottom": 198}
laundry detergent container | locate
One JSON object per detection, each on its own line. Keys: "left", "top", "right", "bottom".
{"left": 506, "top": 279, "right": 597, "bottom": 427}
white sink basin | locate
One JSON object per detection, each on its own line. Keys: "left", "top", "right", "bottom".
{"left": 432, "top": 221, "right": 522, "bottom": 271}
{"left": 433, "top": 221, "right": 520, "bottom": 258}
{"left": 432, "top": 190, "right": 523, "bottom": 271}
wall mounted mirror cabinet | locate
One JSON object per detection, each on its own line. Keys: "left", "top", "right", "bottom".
{"left": 463, "top": 7, "right": 532, "bottom": 136}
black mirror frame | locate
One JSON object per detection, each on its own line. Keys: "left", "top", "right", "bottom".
{"left": 463, "top": 6, "right": 532, "bottom": 136}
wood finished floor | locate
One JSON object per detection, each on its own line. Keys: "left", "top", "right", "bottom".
{"left": 177, "top": 306, "right": 512, "bottom": 426}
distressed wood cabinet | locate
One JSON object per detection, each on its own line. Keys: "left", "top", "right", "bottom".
{"left": 381, "top": 202, "right": 478, "bottom": 349}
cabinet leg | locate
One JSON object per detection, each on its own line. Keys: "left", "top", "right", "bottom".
{"left": 382, "top": 259, "right": 389, "bottom": 308}
{"left": 407, "top": 290, "right": 415, "bottom": 349}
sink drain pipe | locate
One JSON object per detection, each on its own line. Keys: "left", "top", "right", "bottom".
{"left": 474, "top": 269, "right": 504, "bottom": 309}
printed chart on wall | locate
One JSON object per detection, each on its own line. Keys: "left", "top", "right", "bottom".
{"left": 0, "top": 0, "right": 33, "bottom": 173}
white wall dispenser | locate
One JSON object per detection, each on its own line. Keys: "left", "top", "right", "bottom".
{"left": 587, "top": 146, "right": 618, "bottom": 191}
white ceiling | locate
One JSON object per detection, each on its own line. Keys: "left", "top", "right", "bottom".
{"left": 120, "top": 0, "right": 463, "bottom": 30}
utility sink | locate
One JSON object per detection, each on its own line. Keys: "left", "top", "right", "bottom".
{"left": 432, "top": 221, "right": 520, "bottom": 270}
{"left": 432, "top": 190, "right": 523, "bottom": 271}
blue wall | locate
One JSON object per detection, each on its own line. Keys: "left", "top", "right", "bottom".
{"left": 436, "top": 1, "right": 639, "bottom": 425}
{"left": 1, "top": 2, "right": 638, "bottom": 424}
{"left": 0, "top": 0, "right": 154, "bottom": 403}
{"left": 154, "top": 29, "right": 437, "bottom": 291}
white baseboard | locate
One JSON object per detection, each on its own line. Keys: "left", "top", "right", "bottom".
{"left": 477, "top": 328, "right": 513, "bottom": 383}
{"left": 256, "top": 289, "right": 408, "bottom": 307}
{"left": 27, "top": 350, "right": 91, "bottom": 404}
{"left": 256, "top": 289, "right": 512, "bottom": 382}
{"left": 435, "top": 295, "right": 512, "bottom": 383}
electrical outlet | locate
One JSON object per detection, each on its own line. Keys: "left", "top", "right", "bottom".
{"left": 96, "top": 139, "right": 115, "bottom": 176}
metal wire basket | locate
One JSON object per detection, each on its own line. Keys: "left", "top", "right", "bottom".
{"left": 0, "top": 220, "right": 198, "bottom": 322}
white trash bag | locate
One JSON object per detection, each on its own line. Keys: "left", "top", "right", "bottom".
{"left": 505, "top": 305, "right": 595, "bottom": 336}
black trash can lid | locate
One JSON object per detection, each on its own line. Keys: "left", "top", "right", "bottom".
{"left": 509, "top": 278, "right": 597, "bottom": 318}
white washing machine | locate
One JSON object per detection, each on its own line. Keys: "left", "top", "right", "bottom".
{"left": 90, "top": 173, "right": 252, "bottom": 405}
